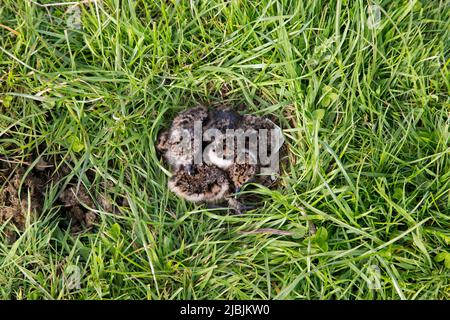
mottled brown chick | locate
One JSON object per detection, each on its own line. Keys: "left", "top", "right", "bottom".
{"left": 204, "top": 124, "right": 260, "bottom": 193}
{"left": 241, "top": 115, "right": 282, "bottom": 185}
{"left": 205, "top": 137, "right": 258, "bottom": 183}
{"left": 168, "top": 164, "right": 245, "bottom": 214}
{"left": 204, "top": 113, "right": 281, "bottom": 191}
{"left": 227, "top": 150, "right": 259, "bottom": 193}
{"left": 157, "top": 106, "right": 208, "bottom": 173}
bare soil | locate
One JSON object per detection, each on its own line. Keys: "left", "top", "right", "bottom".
{"left": 0, "top": 154, "right": 100, "bottom": 234}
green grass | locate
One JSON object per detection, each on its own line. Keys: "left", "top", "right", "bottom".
{"left": 0, "top": 0, "right": 449, "bottom": 300}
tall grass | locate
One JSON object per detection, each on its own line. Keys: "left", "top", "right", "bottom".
{"left": 0, "top": 0, "right": 449, "bottom": 299}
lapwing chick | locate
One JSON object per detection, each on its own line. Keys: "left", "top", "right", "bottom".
{"left": 228, "top": 150, "right": 259, "bottom": 194}
{"left": 204, "top": 126, "right": 260, "bottom": 193}
{"left": 168, "top": 164, "right": 229, "bottom": 203}
{"left": 202, "top": 107, "right": 246, "bottom": 178}
{"left": 157, "top": 106, "right": 208, "bottom": 173}
{"left": 204, "top": 113, "right": 281, "bottom": 192}
{"left": 242, "top": 114, "right": 283, "bottom": 186}
{"left": 168, "top": 164, "right": 246, "bottom": 214}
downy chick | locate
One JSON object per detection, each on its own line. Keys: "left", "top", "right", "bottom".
{"left": 157, "top": 106, "right": 208, "bottom": 173}
{"left": 228, "top": 149, "right": 259, "bottom": 193}
{"left": 204, "top": 131, "right": 259, "bottom": 193}
{"left": 205, "top": 113, "right": 281, "bottom": 191}
{"left": 241, "top": 114, "right": 282, "bottom": 186}
{"left": 203, "top": 108, "right": 254, "bottom": 191}
{"left": 168, "top": 164, "right": 245, "bottom": 214}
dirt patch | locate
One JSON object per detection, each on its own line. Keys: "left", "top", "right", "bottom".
{"left": 0, "top": 166, "right": 41, "bottom": 229}
{"left": 59, "top": 186, "right": 97, "bottom": 231}
{"left": 0, "top": 153, "right": 104, "bottom": 235}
